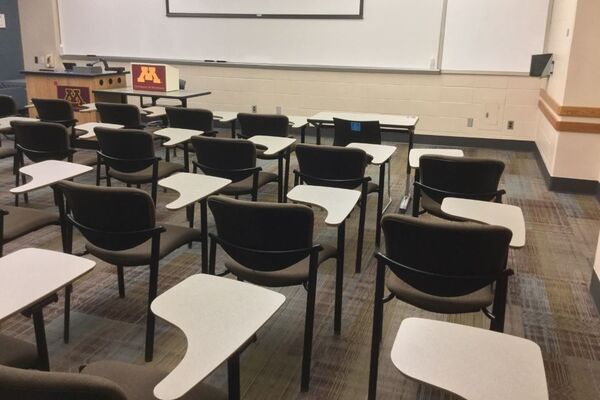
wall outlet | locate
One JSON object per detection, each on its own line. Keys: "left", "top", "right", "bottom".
{"left": 34, "top": 56, "right": 39, "bottom": 64}
{"left": 467, "top": 118, "right": 474, "bottom": 128}
{"left": 276, "top": 106, "right": 282, "bottom": 115}
{"left": 507, "top": 120, "right": 514, "bottom": 130}
{"left": 251, "top": 105, "right": 257, "bottom": 113}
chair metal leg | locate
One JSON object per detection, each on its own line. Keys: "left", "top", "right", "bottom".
{"left": 117, "top": 266, "right": 125, "bottom": 298}
{"left": 301, "top": 269, "right": 317, "bottom": 391}
{"left": 334, "top": 221, "right": 345, "bottom": 334}
{"left": 32, "top": 308, "right": 51, "bottom": 371}
{"left": 145, "top": 261, "right": 159, "bottom": 362}
{"left": 368, "top": 259, "right": 386, "bottom": 400}
{"left": 227, "top": 353, "right": 241, "bottom": 400}
{"left": 63, "top": 284, "right": 72, "bottom": 343}
{"left": 490, "top": 275, "right": 509, "bottom": 332}
{"left": 200, "top": 199, "right": 208, "bottom": 274}
{"left": 375, "top": 163, "right": 386, "bottom": 247}
{"left": 277, "top": 156, "right": 284, "bottom": 203}
{"left": 355, "top": 189, "right": 367, "bottom": 273}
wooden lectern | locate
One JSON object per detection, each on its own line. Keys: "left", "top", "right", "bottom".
{"left": 22, "top": 70, "right": 128, "bottom": 123}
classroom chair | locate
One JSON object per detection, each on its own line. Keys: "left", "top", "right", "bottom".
{"left": 208, "top": 196, "right": 337, "bottom": 392}
{"left": 57, "top": 181, "right": 203, "bottom": 361}
{"left": 0, "top": 335, "right": 40, "bottom": 370}
{"left": 412, "top": 155, "right": 506, "bottom": 219}
{"left": 165, "top": 107, "right": 218, "bottom": 159}
{"left": 95, "top": 102, "right": 145, "bottom": 129}
{"left": 0, "top": 95, "right": 17, "bottom": 118}
{"left": 31, "top": 98, "right": 82, "bottom": 140}
{"left": 294, "top": 144, "right": 373, "bottom": 273}
{"left": 94, "top": 127, "right": 184, "bottom": 203}
{"left": 236, "top": 113, "right": 290, "bottom": 141}
{"left": 0, "top": 362, "right": 225, "bottom": 400}
{"left": 11, "top": 121, "right": 97, "bottom": 206}
{"left": 367, "top": 214, "right": 513, "bottom": 399}
{"left": 191, "top": 136, "right": 277, "bottom": 201}
{"left": 332, "top": 118, "right": 381, "bottom": 147}
{"left": 237, "top": 113, "right": 293, "bottom": 200}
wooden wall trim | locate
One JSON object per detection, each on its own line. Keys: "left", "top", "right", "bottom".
{"left": 538, "top": 100, "right": 600, "bottom": 134}
{"left": 540, "top": 89, "right": 600, "bottom": 118}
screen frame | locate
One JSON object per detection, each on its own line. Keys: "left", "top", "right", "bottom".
{"left": 165, "top": 0, "right": 364, "bottom": 19}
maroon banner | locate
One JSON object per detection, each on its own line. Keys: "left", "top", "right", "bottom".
{"left": 56, "top": 86, "right": 90, "bottom": 108}
{"left": 132, "top": 64, "right": 167, "bottom": 91}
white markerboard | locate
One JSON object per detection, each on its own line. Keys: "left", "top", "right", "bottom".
{"left": 167, "top": 0, "right": 362, "bottom": 16}
{"left": 442, "top": 0, "right": 550, "bottom": 73}
{"left": 57, "top": 0, "right": 444, "bottom": 70}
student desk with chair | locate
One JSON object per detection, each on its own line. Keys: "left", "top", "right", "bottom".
{"left": 307, "top": 111, "right": 419, "bottom": 212}
{"left": 0, "top": 248, "right": 95, "bottom": 371}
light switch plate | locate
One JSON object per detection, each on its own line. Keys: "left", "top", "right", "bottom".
{"left": 0, "top": 14, "right": 6, "bottom": 29}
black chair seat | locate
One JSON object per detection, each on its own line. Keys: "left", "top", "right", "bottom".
{"left": 108, "top": 161, "right": 184, "bottom": 184}
{"left": 366, "top": 181, "right": 379, "bottom": 194}
{"left": 82, "top": 360, "right": 226, "bottom": 400}
{"left": 225, "top": 244, "right": 337, "bottom": 287}
{"left": 3, "top": 206, "right": 58, "bottom": 242}
{"left": 0, "top": 335, "right": 38, "bottom": 369}
{"left": 86, "top": 224, "right": 202, "bottom": 267}
{"left": 220, "top": 171, "right": 278, "bottom": 196}
{"left": 420, "top": 192, "right": 468, "bottom": 221}
{"left": 386, "top": 273, "right": 495, "bottom": 314}
{"left": 0, "top": 147, "right": 16, "bottom": 159}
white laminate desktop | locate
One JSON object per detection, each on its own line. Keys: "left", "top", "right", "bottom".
{"left": 347, "top": 143, "right": 396, "bottom": 165}
{"left": 75, "top": 122, "right": 124, "bottom": 139}
{"left": 0, "top": 116, "right": 38, "bottom": 130}
{"left": 154, "top": 127, "right": 204, "bottom": 147}
{"left": 248, "top": 135, "right": 296, "bottom": 156}
{"left": 308, "top": 111, "right": 418, "bottom": 129}
{"left": 0, "top": 248, "right": 95, "bottom": 321}
{"left": 151, "top": 274, "right": 285, "bottom": 400}
{"left": 158, "top": 173, "right": 231, "bottom": 210}
{"left": 10, "top": 160, "right": 93, "bottom": 194}
{"left": 391, "top": 318, "right": 548, "bottom": 400}
{"left": 441, "top": 197, "right": 526, "bottom": 248}
{"left": 287, "top": 185, "right": 360, "bottom": 226}
{"left": 409, "top": 148, "right": 464, "bottom": 169}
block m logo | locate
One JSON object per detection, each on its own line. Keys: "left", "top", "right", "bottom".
{"left": 137, "top": 66, "right": 162, "bottom": 84}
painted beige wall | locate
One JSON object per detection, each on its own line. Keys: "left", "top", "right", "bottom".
{"left": 543, "top": 0, "right": 578, "bottom": 104}
{"left": 17, "top": 0, "right": 61, "bottom": 70}
{"left": 535, "top": 0, "right": 600, "bottom": 181}
{"left": 563, "top": 0, "right": 600, "bottom": 106}
{"left": 17, "top": 0, "right": 542, "bottom": 141}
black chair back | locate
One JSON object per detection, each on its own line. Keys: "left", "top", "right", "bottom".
{"left": 237, "top": 113, "right": 289, "bottom": 138}
{"left": 419, "top": 155, "right": 505, "bottom": 204}
{"left": 381, "top": 214, "right": 512, "bottom": 297}
{"left": 295, "top": 144, "right": 371, "bottom": 189}
{"left": 0, "top": 95, "right": 17, "bottom": 118}
{"left": 32, "top": 98, "right": 76, "bottom": 127}
{"left": 166, "top": 107, "right": 214, "bottom": 133}
{"left": 209, "top": 196, "right": 315, "bottom": 270}
{"left": 333, "top": 118, "right": 381, "bottom": 147}
{"left": 94, "top": 127, "right": 156, "bottom": 173}
{"left": 95, "top": 103, "right": 143, "bottom": 129}
{"left": 57, "top": 181, "right": 158, "bottom": 251}
{"left": 11, "top": 121, "right": 73, "bottom": 163}
{"left": 0, "top": 364, "right": 127, "bottom": 400}
{"left": 191, "top": 136, "right": 258, "bottom": 182}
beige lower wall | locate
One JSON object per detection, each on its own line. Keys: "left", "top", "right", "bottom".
{"left": 67, "top": 59, "right": 542, "bottom": 141}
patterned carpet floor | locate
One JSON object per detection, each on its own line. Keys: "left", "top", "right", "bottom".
{"left": 0, "top": 131, "right": 598, "bottom": 399}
